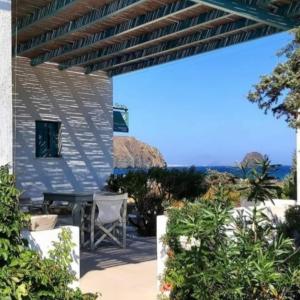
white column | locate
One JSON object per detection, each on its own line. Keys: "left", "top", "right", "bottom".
{"left": 157, "top": 215, "right": 168, "bottom": 291}
{"left": 0, "top": 0, "right": 13, "bottom": 168}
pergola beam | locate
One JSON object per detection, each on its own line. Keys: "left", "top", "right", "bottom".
{"left": 104, "top": 25, "right": 279, "bottom": 76}
{"left": 28, "top": 0, "right": 197, "bottom": 65}
{"left": 16, "top": 0, "right": 150, "bottom": 55}
{"left": 190, "top": 0, "right": 296, "bottom": 30}
{"left": 85, "top": 18, "right": 259, "bottom": 73}
{"left": 14, "top": 0, "right": 78, "bottom": 35}
{"left": 58, "top": 9, "right": 232, "bottom": 70}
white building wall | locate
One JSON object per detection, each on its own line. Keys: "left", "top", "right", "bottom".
{"left": 13, "top": 57, "right": 113, "bottom": 199}
{"left": 0, "top": 1, "right": 13, "bottom": 167}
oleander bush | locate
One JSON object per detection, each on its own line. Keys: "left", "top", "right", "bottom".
{"left": 160, "top": 159, "right": 300, "bottom": 300}
{"left": 161, "top": 197, "right": 300, "bottom": 300}
{"left": 0, "top": 166, "right": 97, "bottom": 300}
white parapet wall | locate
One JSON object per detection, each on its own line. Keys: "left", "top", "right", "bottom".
{"left": 0, "top": 0, "right": 13, "bottom": 167}
{"left": 157, "top": 215, "right": 168, "bottom": 292}
{"left": 22, "top": 226, "right": 80, "bottom": 288}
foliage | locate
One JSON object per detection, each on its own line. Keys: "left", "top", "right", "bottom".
{"left": 203, "top": 170, "right": 241, "bottom": 205}
{"left": 279, "top": 205, "right": 300, "bottom": 248}
{"left": 0, "top": 166, "right": 97, "bottom": 300}
{"left": 248, "top": 27, "right": 300, "bottom": 128}
{"left": 282, "top": 154, "right": 297, "bottom": 200}
{"left": 240, "top": 156, "right": 282, "bottom": 204}
{"left": 148, "top": 167, "right": 207, "bottom": 201}
{"left": 162, "top": 196, "right": 300, "bottom": 300}
{"left": 107, "top": 167, "right": 207, "bottom": 235}
{"left": 204, "top": 169, "right": 237, "bottom": 186}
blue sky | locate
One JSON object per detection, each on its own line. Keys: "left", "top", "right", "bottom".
{"left": 113, "top": 32, "right": 295, "bottom": 166}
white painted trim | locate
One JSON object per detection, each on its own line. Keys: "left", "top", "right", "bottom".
{"left": 0, "top": 1, "right": 13, "bottom": 167}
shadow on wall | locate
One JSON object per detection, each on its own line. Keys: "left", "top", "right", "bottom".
{"left": 13, "top": 57, "right": 113, "bottom": 200}
{"left": 0, "top": 1, "right": 11, "bottom": 11}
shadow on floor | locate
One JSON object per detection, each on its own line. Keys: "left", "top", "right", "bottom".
{"left": 80, "top": 235, "right": 157, "bottom": 277}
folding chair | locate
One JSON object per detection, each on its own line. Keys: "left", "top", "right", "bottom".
{"left": 84, "top": 192, "right": 127, "bottom": 250}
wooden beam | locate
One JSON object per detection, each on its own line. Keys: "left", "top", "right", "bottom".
{"left": 102, "top": 25, "right": 279, "bottom": 76}
{"left": 58, "top": 9, "right": 232, "bottom": 70}
{"left": 27, "top": 0, "right": 197, "bottom": 64}
{"left": 190, "top": 0, "right": 296, "bottom": 30}
{"left": 14, "top": 0, "right": 78, "bottom": 36}
{"left": 85, "top": 18, "right": 260, "bottom": 73}
{"left": 16, "top": 0, "right": 152, "bottom": 55}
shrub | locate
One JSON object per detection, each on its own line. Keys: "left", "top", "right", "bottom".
{"left": 282, "top": 154, "right": 297, "bottom": 200}
{"left": 162, "top": 197, "right": 300, "bottom": 300}
{"left": 240, "top": 156, "right": 282, "bottom": 204}
{"left": 107, "top": 167, "right": 207, "bottom": 235}
{"left": 0, "top": 166, "right": 97, "bottom": 299}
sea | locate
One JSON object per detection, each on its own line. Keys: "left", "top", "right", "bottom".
{"left": 114, "top": 165, "right": 292, "bottom": 180}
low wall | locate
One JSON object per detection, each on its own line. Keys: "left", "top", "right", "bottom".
{"left": 156, "top": 199, "right": 297, "bottom": 294}
{"left": 22, "top": 226, "right": 80, "bottom": 288}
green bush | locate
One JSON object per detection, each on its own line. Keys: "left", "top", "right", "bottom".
{"left": 282, "top": 154, "right": 297, "bottom": 200}
{"left": 162, "top": 195, "right": 300, "bottom": 300}
{"left": 0, "top": 166, "right": 97, "bottom": 300}
{"left": 107, "top": 167, "right": 207, "bottom": 235}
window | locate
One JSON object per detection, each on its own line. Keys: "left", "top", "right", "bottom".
{"left": 35, "top": 121, "right": 62, "bottom": 158}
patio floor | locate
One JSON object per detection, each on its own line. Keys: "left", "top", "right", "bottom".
{"left": 80, "top": 235, "right": 157, "bottom": 300}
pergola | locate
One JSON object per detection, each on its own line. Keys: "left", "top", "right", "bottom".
{"left": 9, "top": 0, "right": 300, "bottom": 202}
{"left": 13, "top": 0, "right": 299, "bottom": 76}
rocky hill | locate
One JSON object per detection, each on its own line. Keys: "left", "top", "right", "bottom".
{"left": 113, "top": 136, "right": 166, "bottom": 168}
{"left": 241, "top": 152, "right": 264, "bottom": 167}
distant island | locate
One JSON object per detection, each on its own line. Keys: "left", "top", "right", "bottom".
{"left": 113, "top": 136, "right": 166, "bottom": 168}
{"left": 241, "top": 152, "right": 264, "bottom": 167}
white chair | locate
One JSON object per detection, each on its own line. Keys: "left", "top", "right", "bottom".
{"left": 82, "top": 192, "right": 127, "bottom": 250}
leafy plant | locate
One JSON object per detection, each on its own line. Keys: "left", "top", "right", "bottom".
{"left": 107, "top": 167, "right": 207, "bottom": 235}
{"left": 282, "top": 154, "right": 297, "bottom": 200}
{"left": 248, "top": 27, "right": 300, "bottom": 128}
{"left": 240, "top": 156, "right": 281, "bottom": 204}
{"left": 162, "top": 196, "right": 300, "bottom": 300}
{"left": 0, "top": 165, "right": 97, "bottom": 299}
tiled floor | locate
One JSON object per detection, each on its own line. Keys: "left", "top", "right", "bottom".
{"left": 80, "top": 236, "right": 157, "bottom": 300}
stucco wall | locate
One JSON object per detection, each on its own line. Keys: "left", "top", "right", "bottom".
{"left": 0, "top": 0, "right": 13, "bottom": 167}
{"left": 13, "top": 57, "right": 113, "bottom": 199}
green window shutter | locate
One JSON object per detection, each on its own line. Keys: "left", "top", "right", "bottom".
{"left": 35, "top": 121, "right": 61, "bottom": 158}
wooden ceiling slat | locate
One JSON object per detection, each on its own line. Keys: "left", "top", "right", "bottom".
{"left": 86, "top": 18, "right": 260, "bottom": 73}
{"left": 14, "top": 0, "right": 115, "bottom": 43}
{"left": 16, "top": 0, "right": 174, "bottom": 55}
{"left": 28, "top": 1, "right": 201, "bottom": 65}
{"left": 105, "top": 25, "right": 280, "bottom": 76}
{"left": 12, "top": 0, "right": 53, "bottom": 21}
{"left": 190, "top": 0, "right": 296, "bottom": 29}
{"left": 58, "top": 9, "right": 235, "bottom": 70}
{"left": 13, "top": 0, "right": 299, "bottom": 76}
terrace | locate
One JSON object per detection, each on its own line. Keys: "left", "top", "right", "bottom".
{"left": 1, "top": 0, "right": 300, "bottom": 299}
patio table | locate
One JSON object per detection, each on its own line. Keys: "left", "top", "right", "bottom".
{"left": 43, "top": 192, "right": 93, "bottom": 226}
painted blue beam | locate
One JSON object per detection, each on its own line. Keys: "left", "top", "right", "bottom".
{"left": 103, "top": 25, "right": 280, "bottom": 76}
{"left": 190, "top": 0, "right": 296, "bottom": 29}
{"left": 85, "top": 19, "right": 260, "bottom": 73}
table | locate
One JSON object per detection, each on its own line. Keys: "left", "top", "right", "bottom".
{"left": 43, "top": 192, "right": 93, "bottom": 226}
